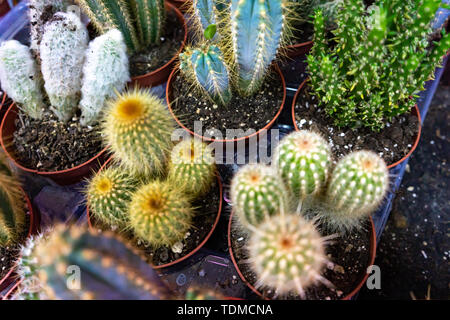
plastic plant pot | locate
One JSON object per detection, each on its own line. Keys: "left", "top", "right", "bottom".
{"left": 87, "top": 157, "right": 223, "bottom": 270}
{"left": 291, "top": 78, "right": 422, "bottom": 169}
{"left": 130, "top": 2, "right": 188, "bottom": 87}
{"left": 227, "top": 210, "right": 377, "bottom": 300}
{"left": 286, "top": 40, "right": 314, "bottom": 58}
{"left": 0, "top": 102, "right": 108, "bottom": 186}
{"left": 166, "top": 64, "right": 287, "bottom": 143}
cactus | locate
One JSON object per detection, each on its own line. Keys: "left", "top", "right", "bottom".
{"left": 128, "top": 181, "right": 193, "bottom": 248}
{"left": 321, "top": 150, "right": 389, "bottom": 232}
{"left": 102, "top": 88, "right": 175, "bottom": 177}
{"left": 168, "top": 138, "right": 216, "bottom": 198}
{"left": 179, "top": 43, "right": 232, "bottom": 105}
{"left": 79, "top": 29, "right": 130, "bottom": 126}
{"left": 273, "top": 131, "right": 331, "bottom": 200}
{"left": 247, "top": 213, "right": 330, "bottom": 297}
{"left": 40, "top": 12, "right": 89, "bottom": 122}
{"left": 185, "top": 286, "right": 225, "bottom": 300}
{"left": 131, "top": 0, "right": 166, "bottom": 46}
{"left": 230, "top": 164, "right": 288, "bottom": 227}
{"left": 13, "top": 224, "right": 171, "bottom": 300}
{"left": 0, "top": 41, "right": 45, "bottom": 120}
{"left": 188, "top": 0, "right": 223, "bottom": 41}
{"left": 75, "top": 0, "right": 140, "bottom": 52}
{"left": 86, "top": 167, "right": 138, "bottom": 231}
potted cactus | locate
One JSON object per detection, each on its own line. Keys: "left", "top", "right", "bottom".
{"left": 292, "top": 0, "right": 450, "bottom": 168}
{"left": 0, "top": 8, "right": 131, "bottom": 185}
{"left": 167, "top": 0, "right": 293, "bottom": 142}
{"left": 228, "top": 130, "right": 385, "bottom": 299}
{"left": 75, "top": 0, "right": 188, "bottom": 87}
{"left": 85, "top": 88, "right": 222, "bottom": 268}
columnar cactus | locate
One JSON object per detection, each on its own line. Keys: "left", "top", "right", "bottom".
{"left": 79, "top": 29, "right": 130, "bottom": 126}
{"left": 230, "top": 164, "right": 288, "bottom": 227}
{"left": 102, "top": 88, "right": 175, "bottom": 177}
{"left": 131, "top": 0, "right": 166, "bottom": 46}
{"left": 247, "top": 213, "right": 329, "bottom": 297}
{"left": 40, "top": 12, "right": 89, "bottom": 122}
{"left": 86, "top": 167, "right": 138, "bottom": 231}
{"left": 14, "top": 224, "right": 171, "bottom": 300}
{"left": 189, "top": 0, "right": 222, "bottom": 40}
{"left": 179, "top": 43, "right": 232, "bottom": 105}
{"left": 273, "top": 131, "right": 331, "bottom": 200}
{"left": 128, "top": 181, "right": 193, "bottom": 248}
{"left": 0, "top": 40, "right": 44, "bottom": 120}
{"left": 168, "top": 138, "right": 216, "bottom": 198}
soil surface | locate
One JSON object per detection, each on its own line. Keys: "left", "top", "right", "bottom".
{"left": 294, "top": 83, "right": 419, "bottom": 166}
{"left": 130, "top": 11, "right": 184, "bottom": 77}
{"left": 12, "top": 111, "right": 103, "bottom": 172}
{"left": 170, "top": 70, "right": 284, "bottom": 140}
{"left": 230, "top": 218, "right": 372, "bottom": 300}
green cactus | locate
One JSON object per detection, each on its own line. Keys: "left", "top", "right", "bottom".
{"left": 13, "top": 224, "right": 171, "bottom": 300}
{"left": 167, "top": 138, "right": 216, "bottom": 198}
{"left": 185, "top": 286, "right": 225, "bottom": 300}
{"left": 247, "top": 212, "right": 330, "bottom": 297}
{"left": 86, "top": 167, "right": 138, "bottom": 231}
{"left": 273, "top": 131, "right": 331, "bottom": 200}
{"left": 102, "top": 88, "right": 175, "bottom": 177}
{"left": 230, "top": 164, "right": 288, "bottom": 227}
{"left": 128, "top": 181, "right": 194, "bottom": 248}
{"left": 0, "top": 40, "right": 45, "bottom": 120}
{"left": 131, "top": 0, "right": 166, "bottom": 46}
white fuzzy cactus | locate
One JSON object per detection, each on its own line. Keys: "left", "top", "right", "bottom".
{"left": 0, "top": 40, "right": 44, "bottom": 119}
{"left": 79, "top": 29, "right": 130, "bottom": 126}
{"left": 40, "top": 11, "right": 89, "bottom": 122}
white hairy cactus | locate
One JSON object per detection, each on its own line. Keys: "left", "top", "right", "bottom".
{"left": 0, "top": 40, "right": 44, "bottom": 119}
{"left": 80, "top": 29, "right": 130, "bottom": 126}
{"left": 40, "top": 11, "right": 89, "bottom": 122}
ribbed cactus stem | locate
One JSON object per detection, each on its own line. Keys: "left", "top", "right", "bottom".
{"left": 80, "top": 29, "right": 130, "bottom": 126}
{"left": 40, "top": 12, "right": 89, "bottom": 122}
{"left": 0, "top": 40, "right": 44, "bottom": 120}
{"left": 190, "top": 0, "right": 221, "bottom": 40}
{"left": 131, "top": 0, "right": 165, "bottom": 46}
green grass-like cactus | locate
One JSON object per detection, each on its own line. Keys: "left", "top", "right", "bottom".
{"left": 131, "top": 0, "right": 166, "bottom": 46}
{"left": 0, "top": 40, "right": 45, "bottom": 120}
{"left": 14, "top": 224, "right": 171, "bottom": 300}
{"left": 102, "top": 88, "right": 175, "bottom": 177}
{"left": 230, "top": 164, "right": 288, "bottom": 227}
{"left": 128, "top": 181, "right": 194, "bottom": 248}
{"left": 87, "top": 167, "right": 138, "bottom": 231}
{"left": 273, "top": 131, "right": 331, "bottom": 200}
{"left": 168, "top": 138, "right": 216, "bottom": 198}
{"left": 247, "top": 213, "right": 330, "bottom": 297}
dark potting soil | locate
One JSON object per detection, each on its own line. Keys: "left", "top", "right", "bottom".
{"left": 170, "top": 71, "right": 284, "bottom": 140}
{"left": 129, "top": 11, "right": 184, "bottom": 77}
{"left": 230, "top": 218, "right": 372, "bottom": 300}
{"left": 12, "top": 111, "right": 103, "bottom": 172}
{"left": 294, "top": 84, "right": 419, "bottom": 166}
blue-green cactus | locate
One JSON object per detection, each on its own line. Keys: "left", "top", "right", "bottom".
{"left": 190, "top": 0, "right": 222, "bottom": 40}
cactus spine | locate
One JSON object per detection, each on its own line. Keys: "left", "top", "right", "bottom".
{"left": 40, "top": 12, "right": 89, "bottom": 122}
{"left": 102, "top": 88, "right": 175, "bottom": 177}
{"left": 0, "top": 41, "right": 44, "bottom": 120}
{"left": 80, "top": 29, "right": 130, "bottom": 126}
{"left": 86, "top": 167, "right": 138, "bottom": 231}
{"left": 230, "top": 164, "right": 288, "bottom": 227}
{"left": 189, "top": 0, "right": 222, "bottom": 40}
{"left": 128, "top": 181, "right": 194, "bottom": 248}
{"left": 168, "top": 138, "right": 216, "bottom": 198}
{"left": 131, "top": 0, "right": 166, "bottom": 46}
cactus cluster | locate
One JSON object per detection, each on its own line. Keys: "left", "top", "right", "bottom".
{"left": 13, "top": 224, "right": 171, "bottom": 300}
{"left": 308, "top": 0, "right": 450, "bottom": 131}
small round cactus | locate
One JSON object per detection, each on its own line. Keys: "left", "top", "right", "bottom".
{"left": 86, "top": 167, "right": 138, "bottom": 230}
{"left": 323, "top": 150, "right": 389, "bottom": 231}
{"left": 247, "top": 213, "right": 329, "bottom": 297}
{"left": 102, "top": 88, "right": 175, "bottom": 177}
{"left": 128, "top": 181, "right": 193, "bottom": 248}
{"left": 168, "top": 138, "right": 216, "bottom": 198}
{"left": 230, "top": 164, "right": 288, "bottom": 227}
{"left": 273, "top": 131, "right": 331, "bottom": 199}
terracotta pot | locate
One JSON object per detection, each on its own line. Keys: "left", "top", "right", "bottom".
{"left": 291, "top": 78, "right": 422, "bottom": 169}
{"left": 166, "top": 64, "right": 287, "bottom": 143}
{"left": 0, "top": 0, "right": 10, "bottom": 17}
{"left": 87, "top": 157, "right": 223, "bottom": 270}
{"left": 0, "top": 188, "right": 39, "bottom": 298}
{"left": 131, "top": 2, "right": 188, "bottom": 87}
{"left": 227, "top": 211, "right": 377, "bottom": 300}
{"left": 0, "top": 102, "right": 108, "bottom": 186}
{"left": 286, "top": 41, "right": 314, "bottom": 58}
